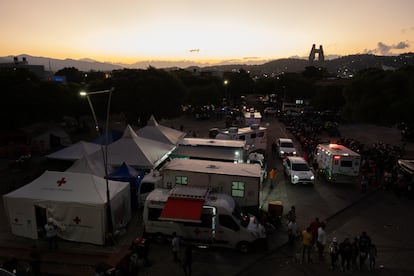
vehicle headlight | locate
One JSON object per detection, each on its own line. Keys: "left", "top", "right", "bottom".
{"left": 293, "top": 151, "right": 297, "bottom": 155}
{"left": 280, "top": 150, "right": 285, "bottom": 154}
{"left": 310, "top": 175, "right": 315, "bottom": 180}
{"left": 293, "top": 175, "right": 299, "bottom": 181}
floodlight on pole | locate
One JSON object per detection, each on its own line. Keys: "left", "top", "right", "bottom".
{"left": 79, "top": 87, "right": 115, "bottom": 241}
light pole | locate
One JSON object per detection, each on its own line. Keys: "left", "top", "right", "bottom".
{"left": 80, "top": 87, "right": 114, "bottom": 240}
{"left": 224, "top": 79, "right": 229, "bottom": 105}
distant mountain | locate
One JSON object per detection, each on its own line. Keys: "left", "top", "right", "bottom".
{"left": 1, "top": 54, "right": 123, "bottom": 72}
{"left": 1, "top": 53, "right": 413, "bottom": 75}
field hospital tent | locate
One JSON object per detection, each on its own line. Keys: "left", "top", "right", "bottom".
{"left": 136, "top": 115, "right": 185, "bottom": 145}
{"left": 3, "top": 170, "right": 130, "bottom": 245}
{"left": 90, "top": 125, "right": 175, "bottom": 170}
{"left": 46, "top": 140, "right": 101, "bottom": 161}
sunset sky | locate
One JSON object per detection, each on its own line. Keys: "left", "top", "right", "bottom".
{"left": 1, "top": 0, "right": 413, "bottom": 65}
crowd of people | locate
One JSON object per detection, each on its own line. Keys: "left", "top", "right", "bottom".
{"left": 286, "top": 208, "right": 379, "bottom": 273}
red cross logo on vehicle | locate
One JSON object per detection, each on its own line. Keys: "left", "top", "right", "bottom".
{"left": 57, "top": 177, "right": 66, "bottom": 187}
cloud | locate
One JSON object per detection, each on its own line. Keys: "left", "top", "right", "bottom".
{"left": 364, "top": 41, "right": 410, "bottom": 55}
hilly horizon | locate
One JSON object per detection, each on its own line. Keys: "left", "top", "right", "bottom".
{"left": 1, "top": 53, "right": 414, "bottom": 76}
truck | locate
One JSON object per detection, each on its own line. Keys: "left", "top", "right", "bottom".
{"left": 314, "top": 143, "right": 361, "bottom": 183}
{"left": 215, "top": 124, "right": 267, "bottom": 153}
{"left": 142, "top": 186, "right": 266, "bottom": 253}
{"left": 161, "top": 158, "right": 262, "bottom": 209}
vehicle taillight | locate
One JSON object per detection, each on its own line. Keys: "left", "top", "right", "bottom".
{"left": 333, "top": 155, "right": 341, "bottom": 160}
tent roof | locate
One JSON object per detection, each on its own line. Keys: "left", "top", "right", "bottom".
{"left": 90, "top": 125, "right": 175, "bottom": 169}
{"left": 136, "top": 115, "right": 185, "bottom": 145}
{"left": 66, "top": 153, "right": 111, "bottom": 178}
{"left": 46, "top": 140, "right": 101, "bottom": 161}
{"left": 4, "top": 170, "right": 129, "bottom": 204}
{"left": 106, "top": 162, "right": 142, "bottom": 182}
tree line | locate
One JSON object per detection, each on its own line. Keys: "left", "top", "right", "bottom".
{"left": 0, "top": 64, "right": 413, "bottom": 132}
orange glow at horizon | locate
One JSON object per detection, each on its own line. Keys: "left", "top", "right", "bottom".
{"left": 1, "top": 0, "right": 413, "bottom": 65}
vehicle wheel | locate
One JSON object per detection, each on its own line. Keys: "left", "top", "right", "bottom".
{"left": 237, "top": 241, "right": 251, "bottom": 253}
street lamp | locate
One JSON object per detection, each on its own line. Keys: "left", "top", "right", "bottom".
{"left": 224, "top": 80, "right": 229, "bottom": 105}
{"left": 80, "top": 87, "right": 114, "bottom": 241}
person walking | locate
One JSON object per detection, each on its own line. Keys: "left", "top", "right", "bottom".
{"left": 301, "top": 227, "right": 313, "bottom": 263}
{"left": 44, "top": 218, "right": 58, "bottom": 251}
{"left": 316, "top": 222, "right": 327, "bottom": 260}
{"left": 172, "top": 232, "right": 180, "bottom": 263}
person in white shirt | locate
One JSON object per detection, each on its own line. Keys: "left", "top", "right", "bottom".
{"left": 317, "top": 222, "right": 327, "bottom": 259}
{"left": 44, "top": 218, "right": 58, "bottom": 251}
{"left": 287, "top": 219, "right": 297, "bottom": 245}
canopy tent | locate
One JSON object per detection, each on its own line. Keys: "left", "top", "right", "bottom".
{"left": 106, "top": 162, "right": 142, "bottom": 182}
{"left": 66, "top": 152, "right": 112, "bottom": 178}
{"left": 90, "top": 125, "right": 175, "bottom": 170}
{"left": 137, "top": 115, "right": 185, "bottom": 145}
{"left": 46, "top": 140, "right": 101, "bottom": 161}
{"left": 3, "top": 170, "right": 130, "bottom": 245}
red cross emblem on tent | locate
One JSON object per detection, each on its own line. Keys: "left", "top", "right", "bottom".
{"left": 73, "top": 217, "right": 81, "bottom": 224}
{"left": 57, "top": 177, "right": 66, "bottom": 187}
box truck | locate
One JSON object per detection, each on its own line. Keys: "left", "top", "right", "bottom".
{"left": 143, "top": 186, "right": 266, "bottom": 253}
{"left": 161, "top": 158, "right": 262, "bottom": 208}
{"left": 314, "top": 143, "right": 361, "bottom": 183}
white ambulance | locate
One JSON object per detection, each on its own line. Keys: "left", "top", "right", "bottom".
{"left": 142, "top": 186, "right": 266, "bottom": 253}
{"left": 315, "top": 144, "right": 361, "bottom": 183}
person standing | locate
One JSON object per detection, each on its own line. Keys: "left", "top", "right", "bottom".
{"left": 268, "top": 168, "right": 276, "bottom": 189}
{"left": 339, "top": 237, "right": 352, "bottom": 272}
{"left": 309, "top": 217, "right": 320, "bottom": 249}
{"left": 172, "top": 232, "right": 180, "bottom": 263}
{"left": 368, "top": 243, "right": 377, "bottom": 271}
{"left": 329, "top": 237, "right": 339, "bottom": 270}
{"left": 44, "top": 218, "right": 58, "bottom": 251}
{"left": 182, "top": 242, "right": 193, "bottom": 276}
{"left": 287, "top": 219, "right": 297, "bottom": 245}
{"left": 316, "top": 222, "right": 327, "bottom": 259}
{"left": 301, "top": 227, "right": 313, "bottom": 263}
{"left": 286, "top": 206, "right": 296, "bottom": 223}
{"left": 358, "top": 231, "right": 371, "bottom": 271}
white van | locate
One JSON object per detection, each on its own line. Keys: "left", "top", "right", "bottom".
{"left": 137, "top": 172, "right": 162, "bottom": 207}
{"left": 143, "top": 186, "right": 266, "bottom": 253}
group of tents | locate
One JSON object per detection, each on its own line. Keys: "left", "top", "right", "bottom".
{"left": 3, "top": 116, "right": 185, "bottom": 245}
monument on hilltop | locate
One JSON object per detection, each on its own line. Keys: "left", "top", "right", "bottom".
{"left": 309, "top": 44, "right": 325, "bottom": 62}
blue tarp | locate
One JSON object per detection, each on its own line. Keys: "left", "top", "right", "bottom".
{"left": 106, "top": 162, "right": 144, "bottom": 210}
{"left": 106, "top": 162, "right": 142, "bottom": 182}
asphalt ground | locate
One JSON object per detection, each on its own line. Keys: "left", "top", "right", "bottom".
{"left": 0, "top": 114, "right": 413, "bottom": 275}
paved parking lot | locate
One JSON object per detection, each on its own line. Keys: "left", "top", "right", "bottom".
{"left": 0, "top": 114, "right": 413, "bottom": 275}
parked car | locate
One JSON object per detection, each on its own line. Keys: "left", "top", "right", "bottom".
{"left": 276, "top": 138, "right": 297, "bottom": 158}
{"left": 283, "top": 156, "right": 315, "bottom": 185}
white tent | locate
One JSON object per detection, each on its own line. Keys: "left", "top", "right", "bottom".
{"left": 90, "top": 125, "right": 175, "bottom": 170}
{"left": 137, "top": 115, "right": 185, "bottom": 145}
{"left": 3, "top": 170, "right": 130, "bottom": 245}
{"left": 46, "top": 140, "right": 101, "bottom": 161}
